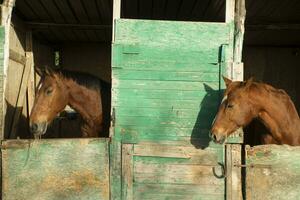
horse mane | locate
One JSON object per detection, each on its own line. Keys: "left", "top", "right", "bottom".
{"left": 251, "top": 82, "right": 299, "bottom": 117}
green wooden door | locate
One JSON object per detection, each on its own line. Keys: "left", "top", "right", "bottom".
{"left": 2, "top": 139, "right": 110, "bottom": 200}
{"left": 112, "top": 19, "right": 234, "bottom": 199}
{"left": 245, "top": 145, "right": 300, "bottom": 200}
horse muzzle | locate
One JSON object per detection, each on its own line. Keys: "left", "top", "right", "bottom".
{"left": 210, "top": 132, "right": 226, "bottom": 144}
{"left": 30, "top": 122, "right": 48, "bottom": 136}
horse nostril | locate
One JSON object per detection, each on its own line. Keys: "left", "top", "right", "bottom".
{"left": 30, "top": 123, "right": 38, "bottom": 133}
{"left": 212, "top": 134, "right": 217, "bottom": 141}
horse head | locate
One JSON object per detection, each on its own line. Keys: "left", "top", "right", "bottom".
{"left": 29, "top": 67, "right": 69, "bottom": 137}
{"left": 210, "top": 76, "right": 258, "bottom": 144}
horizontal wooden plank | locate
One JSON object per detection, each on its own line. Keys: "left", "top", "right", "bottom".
{"left": 134, "top": 192, "right": 224, "bottom": 200}
{"left": 113, "top": 97, "right": 219, "bottom": 109}
{"left": 114, "top": 19, "right": 230, "bottom": 50}
{"left": 112, "top": 44, "right": 222, "bottom": 66}
{"left": 134, "top": 173, "right": 223, "bottom": 186}
{"left": 115, "top": 126, "right": 210, "bottom": 138}
{"left": 112, "top": 79, "right": 220, "bottom": 91}
{"left": 114, "top": 107, "right": 218, "bottom": 118}
{"left": 133, "top": 183, "right": 225, "bottom": 197}
{"left": 246, "top": 145, "right": 300, "bottom": 200}
{"left": 115, "top": 116, "right": 214, "bottom": 128}
{"left": 113, "top": 69, "right": 220, "bottom": 81}
{"left": 113, "top": 88, "right": 222, "bottom": 100}
{"left": 133, "top": 143, "right": 222, "bottom": 158}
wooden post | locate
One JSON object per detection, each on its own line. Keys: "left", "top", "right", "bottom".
{"left": 9, "top": 31, "right": 33, "bottom": 138}
{"left": 112, "top": 0, "right": 121, "bottom": 43}
{"left": 225, "top": 0, "right": 246, "bottom": 200}
{"left": 0, "top": 0, "right": 15, "bottom": 140}
{"left": 122, "top": 144, "right": 133, "bottom": 200}
{"left": 233, "top": 0, "right": 246, "bottom": 81}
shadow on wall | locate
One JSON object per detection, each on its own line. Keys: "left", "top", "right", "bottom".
{"left": 191, "top": 84, "right": 223, "bottom": 149}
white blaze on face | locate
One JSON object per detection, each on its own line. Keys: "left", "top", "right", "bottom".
{"left": 221, "top": 95, "right": 228, "bottom": 104}
{"left": 211, "top": 95, "right": 228, "bottom": 126}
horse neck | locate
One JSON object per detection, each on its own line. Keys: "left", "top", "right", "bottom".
{"left": 252, "top": 88, "right": 300, "bottom": 145}
{"left": 65, "top": 80, "right": 102, "bottom": 123}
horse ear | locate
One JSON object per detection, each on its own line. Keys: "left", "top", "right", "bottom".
{"left": 222, "top": 76, "right": 232, "bottom": 88}
{"left": 44, "top": 66, "right": 55, "bottom": 76}
{"left": 35, "top": 67, "right": 44, "bottom": 77}
{"left": 245, "top": 77, "right": 254, "bottom": 88}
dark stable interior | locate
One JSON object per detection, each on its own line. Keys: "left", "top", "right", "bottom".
{"left": 9, "top": 0, "right": 300, "bottom": 144}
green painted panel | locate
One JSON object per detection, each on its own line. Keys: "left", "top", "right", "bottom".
{"left": 114, "top": 19, "right": 230, "bottom": 49}
{"left": 113, "top": 80, "right": 220, "bottom": 90}
{"left": 112, "top": 44, "right": 222, "bottom": 67}
{"left": 113, "top": 69, "right": 219, "bottom": 81}
{"left": 114, "top": 89, "right": 220, "bottom": 100}
{"left": 246, "top": 145, "right": 300, "bottom": 200}
{"left": 112, "top": 19, "right": 233, "bottom": 200}
{"left": 2, "top": 139, "right": 109, "bottom": 200}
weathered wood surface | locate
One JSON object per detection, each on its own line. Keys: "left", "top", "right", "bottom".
{"left": 112, "top": 18, "right": 234, "bottom": 199}
{"left": 2, "top": 139, "right": 109, "bottom": 200}
{"left": 122, "top": 143, "right": 225, "bottom": 200}
{"left": 246, "top": 145, "right": 300, "bottom": 200}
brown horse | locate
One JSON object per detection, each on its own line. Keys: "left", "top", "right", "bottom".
{"left": 30, "top": 68, "right": 110, "bottom": 138}
{"left": 210, "top": 76, "right": 300, "bottom": 145}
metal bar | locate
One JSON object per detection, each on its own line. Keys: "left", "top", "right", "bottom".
{"left": 234, "top": 164, "right": 272, "bottom": 168}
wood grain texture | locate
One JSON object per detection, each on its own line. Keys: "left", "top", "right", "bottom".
{"left": 2, "top": 139, "right": 110, "bottom": 200}
{"left": 246, "top": 145, "right": 300, "bottom": 200}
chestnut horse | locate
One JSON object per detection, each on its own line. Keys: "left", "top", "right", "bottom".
{"left": 30, "top": 68, "right": 110, "bottom": 138}
{"left": 210, "top": 76, "right": 300, "bottom": 145}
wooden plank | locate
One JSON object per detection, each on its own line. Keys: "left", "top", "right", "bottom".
{"left": 122, "top": 144, "right": 133, "bottom": 200}
{"left": 113, "top": 69, "right": 220, "bottom": 82}
{"left": 2, "top": 139, "right": 110, "bottom": 200}
{"left": 113, "top": 79, "right": 220, "bottom": 91}
{"left": 10, "top": 31, "right": 33, "bottom": 139}
{"left": 246, "top": 145, "right": 300, "bottom": 200}
{"left": 226, "top": 0, "right": 235, "bottom": 23}
{"left": 133, "top": 143, "right": 221, "bottom": 159}
{"left": 53, "top": 0, "right": 77, "bottom": 24}
{"left": 110, "top": 139, "right": 122, "bottom": 200}
{"left": 226, "top": 144, "right": 242, "bottom": 200}
{"left": 1, "top": 0, "right": 16, "bottom": 140}
{"left": 114, "top": 89, "right": 220, "bottom": 101}
{"left": 114, "top": 19, "right": 230, "bottom": 49}
{"left": 8, "top": 49, "right": 26, "bottom": 65}
{"left": 114, "top": 106, "right": 217, "bottom": 118}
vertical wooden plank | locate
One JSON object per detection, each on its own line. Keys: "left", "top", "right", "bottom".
{"left": 112, "top": 0, "right": 121, "bottom": 42}
{"left": 110, "top": 139, "right": 122, "bottom": 200}
{"left": 10, "top": 31, "right": 33, "bottom": 138}
{"left": 0, "top": 0, "right": 16, "bottom": 140}
{"left": 122, "top": 144, "right": 133, "bottom": 200}
{"left": 233, "top": 0, "right": 246, "bottom": 81}
{"left": 226, "top": 144, "right": 242, "bottom": 200}
{"left": 226, "top": 0, "right": 235, "bottom": 23}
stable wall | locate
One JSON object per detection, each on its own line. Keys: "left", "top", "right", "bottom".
{"left": 243, "top": 46, "right": 300, "bottom": 112}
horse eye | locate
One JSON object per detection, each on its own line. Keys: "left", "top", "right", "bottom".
{"left": 227, "top": 104, "right": 234, "bottom": 109}
{"left": 46, "top": 87, "right": 53, "bottom": 95}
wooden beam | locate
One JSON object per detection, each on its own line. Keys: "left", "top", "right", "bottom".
{"left": 233, "top": 0, "right": 246, "bottom": 81}
{"left": 9, "top": 49, "right": 26, "bottom": 65}
{"left": 10, "top": 31, "right": 33, "bottom": 139}
{"left": 25, "top": 22, "right": 112, "bottom": 30}
{"left": 226, "top": 0, "right": 235, "bottom": 23}
{"left": 246, "top": 24, "right": 300, "bottom": 31}
{"left": 0, "top": 0, "right": 16, "bottom": 140}
{"left": 112, "top": 0, "right": 121, "bottom": 42}
{"left": 122, "top": 144, "right": 133, "bottom": 200}
{"left": 226, "top": 144, "right": 243, "bottom": 200}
